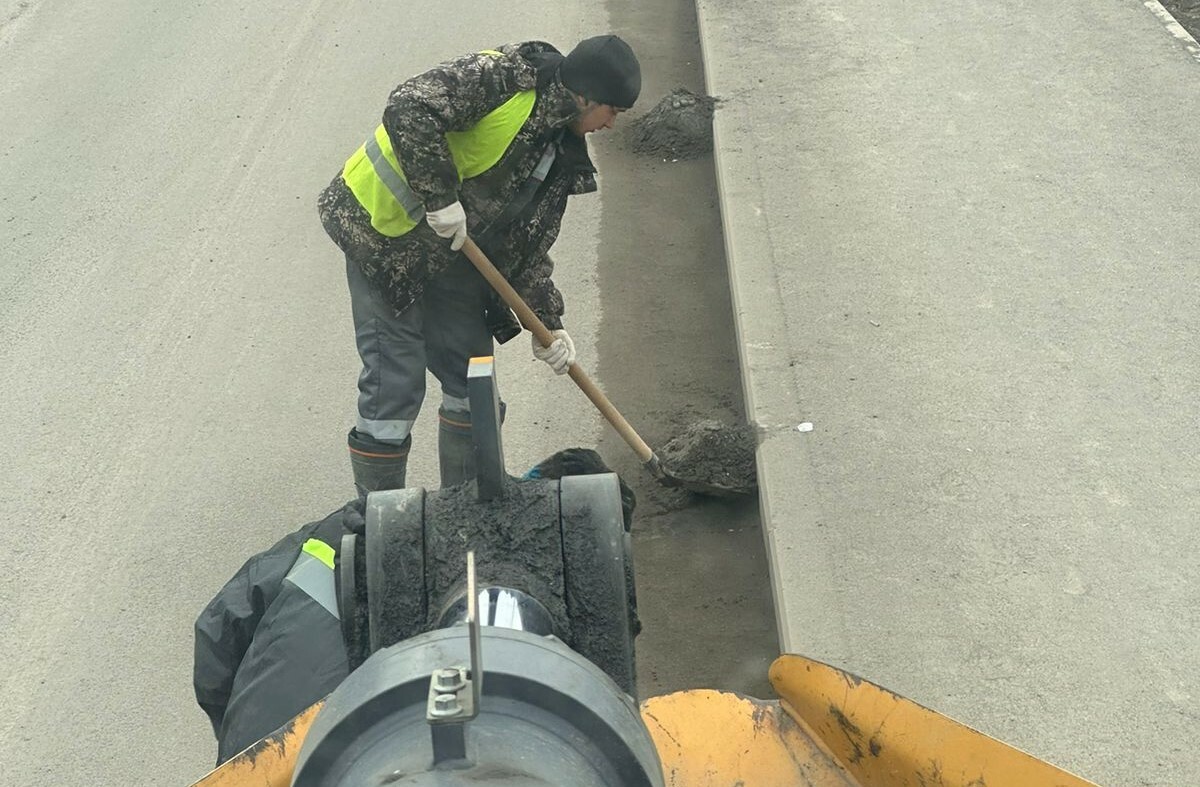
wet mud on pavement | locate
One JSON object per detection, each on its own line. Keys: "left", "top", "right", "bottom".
{"left": 591, "top": 0, "right": 779, "bottom": 699}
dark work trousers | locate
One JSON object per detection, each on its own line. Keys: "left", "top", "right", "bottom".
{"left": 346, "top": 255, "right": 495, "bottom": 445}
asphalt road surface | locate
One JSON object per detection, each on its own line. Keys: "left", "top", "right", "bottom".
{"left": 0, "top": 0, "right": 777, "bottom": 783}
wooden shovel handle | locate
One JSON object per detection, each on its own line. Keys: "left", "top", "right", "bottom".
{"left": 461, "top": 238, "right": 655, "bottom": 464}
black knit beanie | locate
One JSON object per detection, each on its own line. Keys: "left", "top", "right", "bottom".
{"left": 560, "top": 35, "right": 641, "bottom": 109}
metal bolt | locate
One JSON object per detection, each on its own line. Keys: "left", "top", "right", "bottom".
{"left": 435, "top": 668, "right": 464, "bottom": 692}
{"left": 431, "top": 693, "right": 461, "bottom": 717}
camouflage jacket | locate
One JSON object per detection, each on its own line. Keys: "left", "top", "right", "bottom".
{"left": 318, "top": 41, "right": 598, "bottom": 331}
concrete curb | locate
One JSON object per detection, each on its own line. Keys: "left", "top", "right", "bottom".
{"left": 693, "top": 0, "right": 849, "bottom": 658}
{"left": 1143, "top": 0, "right": 1200, "bottom": 63}
{"left": 692, "top": 0, "right": 1200, "bottom": 662}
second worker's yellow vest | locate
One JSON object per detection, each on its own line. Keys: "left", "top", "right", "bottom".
{"left": 342, "top": 86, "right": 538, "bottom": 237}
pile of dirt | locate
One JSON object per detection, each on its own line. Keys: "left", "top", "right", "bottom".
{"left": 630, "top": 88, "right": 717, "bottom": 160}
{"left": 658, "top": 420, "right": 757, "bottom": 497}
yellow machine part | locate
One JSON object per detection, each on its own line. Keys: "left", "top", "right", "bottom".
{"left": 645, "top": 656, "right": 1098, "bottom": 786}
{"left": 191, "top": 703, "right": 321, "bottom": 787}
{"left": 767, "top": 654, "right": 1097, "bottom": 787}
{"left": 642, "top": 689, "right": 858, "bottom": 786}
{"left": 191, "top": 654, "right": 1098, "bottom": 787}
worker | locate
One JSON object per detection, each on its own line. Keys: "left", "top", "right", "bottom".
{"left": 317, "top": 37, "right": 642, "bottom": 497}
{"left": 193, "top": 449, "right": 637, "bottom": 766}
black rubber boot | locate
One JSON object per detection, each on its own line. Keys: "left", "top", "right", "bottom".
{"left": 438, "top": 402, "right": 506, "bottom": 488}
{"left": 348, "top": 428, "right": 411, "bottom": 499}
{"left": 437, "top": 409, "right": 475, "bottom": 488}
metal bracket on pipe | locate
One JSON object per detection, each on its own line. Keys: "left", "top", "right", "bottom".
{"left": 425, "top": 662, "right": 473, "bottom": 766}
{"left": 424, "top": 552, "right": 484, "bottom": 767}
{"left": 467, "top": 356, "right": 506, "bottom": 501}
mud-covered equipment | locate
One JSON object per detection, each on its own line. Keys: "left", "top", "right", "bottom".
{"left": 337, "top": 357, "right": 637, "bottom": 691}
{"left": 189, "top": 358, "right": 1096, "bottom": 787}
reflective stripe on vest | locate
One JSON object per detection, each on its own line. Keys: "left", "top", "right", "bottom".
{"left": 366, "top": 133, "right": 426, "bottom": 222}
{"left": 343, "top": 88, "right": 539, "bottom": 237}
{"left": 285, "top": 539, "right": 339, "bottom": 620}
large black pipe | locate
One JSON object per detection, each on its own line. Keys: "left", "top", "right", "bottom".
{"left": 291, "top": 626, "right": 664, "bottom": 787}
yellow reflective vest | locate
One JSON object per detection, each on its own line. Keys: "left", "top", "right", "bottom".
{"left": 341, "top": 88, "right": 538, "bottom": 238}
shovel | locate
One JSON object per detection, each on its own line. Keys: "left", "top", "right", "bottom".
{"left": 461, "top": 238, "right": 756, "bottom": 498}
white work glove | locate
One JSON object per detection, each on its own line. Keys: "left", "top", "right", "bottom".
{"left": 532, "top": 329, "right": 576, "bottom": 375}
{"left": 425, "top": 200, "right": 467, "bottom": 251}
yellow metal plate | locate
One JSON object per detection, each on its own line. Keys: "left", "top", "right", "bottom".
{"left": 189, "top": 703, "right": 321, "bottom": 787}
{"left": 770, "top": 654, "right": 1099, "bottom": 787}
{"left": 641, "top": 689, "right": 860, "bottom": 786}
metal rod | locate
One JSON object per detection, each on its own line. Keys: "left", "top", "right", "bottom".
{"left": 466, "top": 357, "right": 506, "bottom": 501}
{"left": 467, "top": 551, "right": 482, "bottom": 710}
